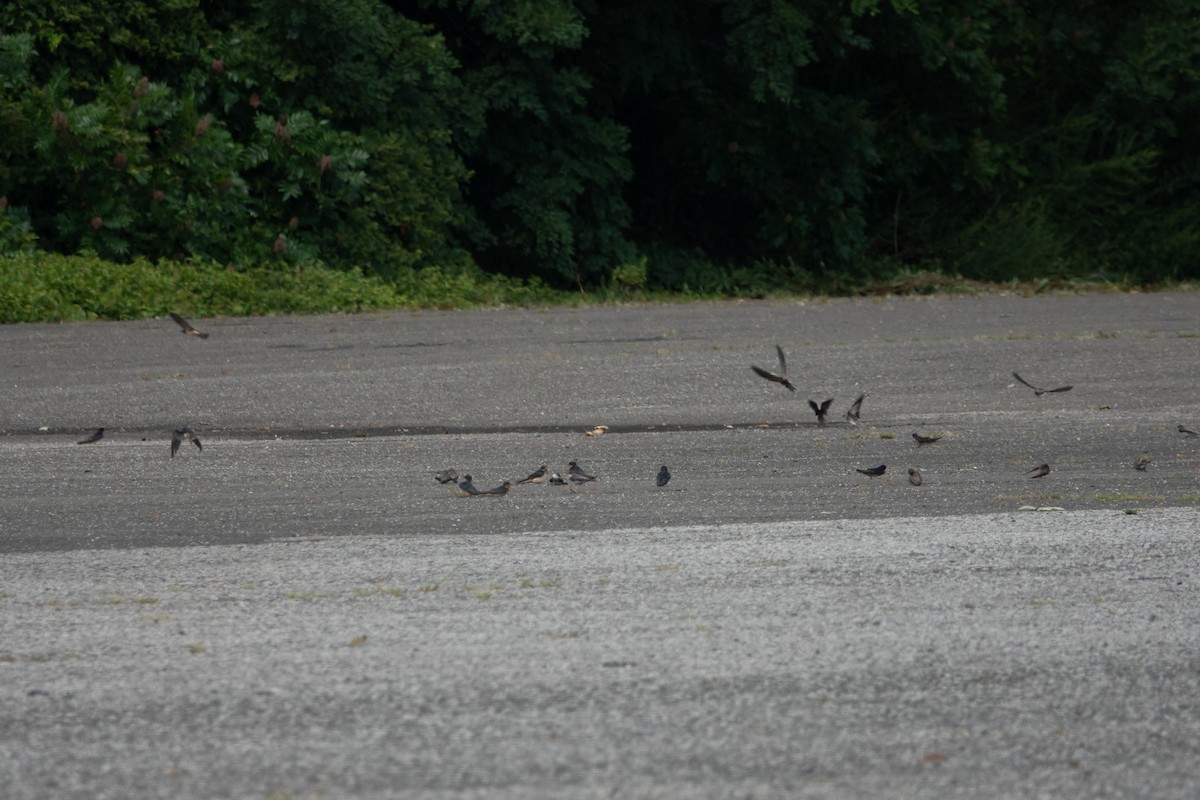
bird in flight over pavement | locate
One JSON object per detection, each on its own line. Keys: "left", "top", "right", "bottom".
{"left": 169, "top": 313, "right": 209, "bottom": 339}
{"left": 845, "top": 394, "right": 865, "bottom": 426}
{"left": 750, "top": 346, "right": 796, "bottom": 392}
{"left": 171, "top": 427, "right": 202, "bottom": 457}
{"left": 1012, "top": 371, "right": 1072, "bottom": 396}
{"left": 809, "top": 398, "right": 834, "bottom": 425}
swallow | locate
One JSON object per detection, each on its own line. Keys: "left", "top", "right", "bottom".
{"left": 454, "top": 474, "right": 481, "bottom": 496}
{"left": 517, "top": 465, "right": 549, "bottom": 484}
{"left": 856, "top": 464, "right": 886, "bottom": 477}
{"left": 482, "top": 481, "right": 512, "bottom": 496}
{"left": 434, "top": 468, "right": 459, "bottom": 484}
{"left": 912, "top": 433, "right": 942, "bottom": 446}
{"left": 1026, "top": 463, "right": 1050, "bottom": 479}
{"left": 77, "top": 427, "right": 104, "bottom": 444}
{"left": 568, "top": 460, "right": 597, "bottom": 482}
{"left": 750, "top": 345, "right": 796, "bottom": 392}
{"left": 548, "top": 472, "right": 568, "bottom": 485}
{"left": 845, "top": 394, "right": 865, "bottom": 426}
{"left": 908, "top": 467, "right": 922, "bottom": 486}
{"left": 656, "top": 465, "right": 671, "bottom": 486}
{"left": 170, "top": 426, "right": 202, "bottom": 457}
{"left": 1179, "top": 425, "right": 1198, "bottom": 438}
{"left": 169, "top": 313, "right": 209, "bottom": 339}
{"left": 1012, "top": 371, "right": 1072, "bottom": 396}
{"left": 808, "top": 398, "right": 834, "bottom": 425}
{"left": 1134, "top": 452, "right": 1152, "bottom": 471}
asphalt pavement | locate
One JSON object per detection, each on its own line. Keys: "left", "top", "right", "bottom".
{"left": 2, "top": 292, "right": 1199, "bottom": 798}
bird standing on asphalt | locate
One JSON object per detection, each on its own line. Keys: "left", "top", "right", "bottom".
{"left": 845, "top": 394, "right": 865, "bottom": 426}
{"left": 77, "top": 427, "right": 104, "bottom": 445}
{"left": 1134, "top": 453, "right": 1152, "bottom": 471}
{"left": 856, "top": 464, "right": 887, "bottom": 477}
{"left": 656, "top": 466, "right": 671, "bottom": 486}
{"left": 170, "top": 427, "right": 202, "bottom": 457}
{"left": 750, "top": 345, "right": 796, "bottom": 392}
{"left": 455, "top": 475, "right": 481, "bottom": 496}
{"left": 912, "top": 433, "right": 942, "bottom": 446}
{"left": 169, "top": 313, "right": 209, "bottom": 339}
{"left": 434, "top": 468, "right": 459, "bottom": 484}
{"left": 1012, "top": 371, "right": 1072, "bottom": 396}
{"left": 1026, "top": 463, "right": 1051, "bottom": 479}
{"left": 568, "top": 461, "right": 597, "bottom": 482}
{"left": 1179, "top": 425, "right": 1198, "bottom": 438}
{"left": 517, "top": 465, "right": 549, "bottom": 484}
{"left": 482, "top": 481, "right": 512, "bottom": 496}
{"left": 908, "top": 467, "right": 923, "bottom": 486}
{"left": 809, "top": 398, "right": 834, "bottom": 425}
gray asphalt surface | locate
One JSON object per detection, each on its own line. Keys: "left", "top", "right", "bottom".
{"left": 2, "top": 292, "right": 1200, "bottom": 798}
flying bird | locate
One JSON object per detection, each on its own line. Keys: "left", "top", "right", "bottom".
{"left": 656, "top": 465, "right": 671, "bottom": 486}
{"left": 77, "top": 427, "right": 104, "bottom": 445}
{"left": 1012, "top": 371, "right": 1072, "bottom": 396}
{"left": 170, "top": 427, "right": 202, "bottom": 458}
{"left": 856, "top": 464, "right": 887, "bottom": 477}
{"left": 845, "top": 394, "right": 865, "bottom": 426}
{"left": 434, "top": 468, "right": 459, "bottom": 484}
{"left": 808, "top": 398, "right": 834, "bottom": 425}
{"left": 482, "top": 481, "right": 512, "bottom": 496}
{"left": 169, "top": 313, "right": 209, "bottom": 339}
{"left": 568, "top": 460, "right": 597, "bottom": 482}
{"left": 517, "top": 465, "right": 549, "bottom": 485}
{"left": 750, "top": 345, "right": 796, "bottom": 392}
{"left": 1026, "top": 463, "right": 1050, "bottom": 479}
{"left": 912, "top": 433, "right": 942, "bottom": 446}
{"left": 908, "top": 467, "right": 923, "bottom": 486}
{"left": 1134, "top": 452, "right": 1152, "bottom": 471}
{"left": 1179, "top": 425, "right": 1198, "bottom": 438}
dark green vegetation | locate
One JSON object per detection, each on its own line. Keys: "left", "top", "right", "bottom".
{"left": 2, "top": 1, "right": 1198, "bottom": 320}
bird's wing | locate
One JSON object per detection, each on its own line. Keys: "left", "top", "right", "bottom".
{"left": 1012, "top": 372, "right": 1042, "bottom": 391}
{"left": 774, "top": 345, "right": 788, "bottom": 379}
{"left": 192, "top": 437, "right": 202, "bottom": 451}
{"left": 171, "top": 436, "right": 181, "bottom": 457}
{"left": 1045, "top": 385, "right": 1073, "bottom": 393}
{"left": 820, "top": 399, "right": 834, "bottom": 414}
{"left": 751, "top": 365, "right": 781, "bottom": 383}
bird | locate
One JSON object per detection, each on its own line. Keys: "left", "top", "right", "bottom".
{"left": 568, "top": 460, "right": 597, "bottom": 482}
{"left": 482, "top": 481, "right": 512, "bottom": 496}
{"left": 548, "top": 472, "right": 568, "bottom": 485}
{"left": 454, "top": 475, "right": 481, "bottom": 496}
{"left": 1134, "top": 452, "right": 1152, "bottom": 471}
{"left": 170, "top": 427, "right": 202, "bottom": 457}
{"left": 585, "top": 425, "right": 609, "bottom": 437}
{"left": 750, "top": 345, "right": 796, "bottom": 392}
{"left": 912, "top": 433, "right": 942, "bottom": 446}
{"left": 1012, "top": 371, "right": 1072, "bottom": 396}
{"left": 517, "top": 465, "right": 549, "bottom": 484}
{"left": 856, "top": 464, "right": 887, "bottom": 477}
{"left": 169, "top": 313, "right": 209, "bottom": 339}
{"left": 908, "top": 467, "right": 922, "bottom": 486}
{"left": 808, "top": 398, "right": 834, "bottom": 425}
{"left": 1179, "top": 425, "right": 1198, "bottom": 438}
{"left": 845, "top": 394, "right": 865, "bottom": 426}
{"left": 656, "top": 465, "right": 671, "bottom": 486}
{"left": 1026, "top": 463, "right": 1050, "bottom": 479}
{"left": 77, "top": 427, "right": 104, "bottom": 444}
{"left": 434, "top": 468, "right": 459, "bottom": 484}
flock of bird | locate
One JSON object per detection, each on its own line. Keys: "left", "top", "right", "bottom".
{"left": 72, "top": 321, "right": 1196, "bottom": 491}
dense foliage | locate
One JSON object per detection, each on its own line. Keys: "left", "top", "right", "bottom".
{"left": 2, "top": 0, "right": 1198, "bottom": 313}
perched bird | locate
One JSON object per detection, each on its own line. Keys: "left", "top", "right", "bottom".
{"left": 1134, "top": 452, "right": 1152, "bottom": 471}
{"left": 568, "top": 460, "right": 597, "bottom": 482}
{"left": 170, "top": 427, "right": 202, "bottom": 458}
{"left": 908, "top": 467, "right": 923, "bottom": 486}
{"left": 808, "top": 398, "right": 834, "bottom": 425}
{"left": 169, "top": 313, "right": 209, "bottom": 339}
{"left": 750, "top": 345, "right": 796, "bottom": 392}
{"left": 912, "top": 433, "right": 942, "bottom": 446}
{"left": 1179, "top": 425, "right": 1198, "bottom": 438}
{"left": 845, "top": 394, "right": 865, "bottom": 426}
{"left": 1012, "top": 371, "right": 1072, "bottom": 396}
{"left": 434, "top": 468, "right": 459, "bottom": 484}
{"left": 1026, "top": 463, "right": 1050, "bottom": 479}
{"left": 517, "top": 465, "right": 549, "bottom": 485}
{"left": 656, "top": 465, "right": 671, "bottom": 486}
{"left": 455, "top": 475, "right": 481, "bottom": 496}
{"left": 77, "top": 427, "right": 104, "bottom": 445}
{"left": 482, "top": 481, "right": 512, "bottom": 496}
{"left": 856, "top": 464, "right": 887, "bottom": 477}
{"left": 548, "top": 472, "right": 568, "bottom": 485}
